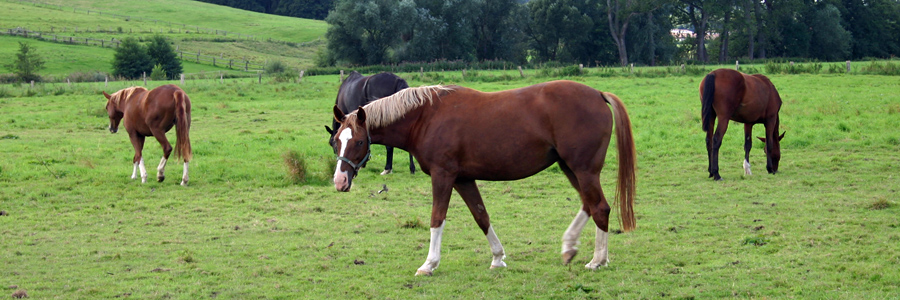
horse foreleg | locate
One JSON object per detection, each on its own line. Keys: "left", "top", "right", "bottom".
{"left": 416, "top": 171, "right": 454, "bottom": 276}
{"left": 743, "top": 123, "right": 753, "bottom": 175}
{"left": 455, "top": 180, "right": 506, "bottom": 269}
{"left": 381, "top": 146, "right": 394, "bottom": 175}
{"left": 705, "top": 123, "right": 715, "bottom": 178}
{"left": 130, "top": 135, "right": 147, "bottom": 183}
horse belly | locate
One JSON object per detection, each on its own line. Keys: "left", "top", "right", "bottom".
{"left": 456, "top": 140, "right": 558, "bottom": 181}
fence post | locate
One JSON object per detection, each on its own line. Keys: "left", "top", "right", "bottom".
{"left": 420, "top": 67, "right": 424, "bottom": 79}
{"left": 213, "top": 57, "right": 216, "bottom": 66}
{"left": 299, "top": 70, "right": 304, "bottom": 83}
{"left": 630, "top": 63, "right": 634, "bottom": 74}
{"left": 518, "top": 66, "right": 524, "bottom": 78}
{"left": 67, "top": 78, "right": 70, "bottom": 86}
{"left": 340, "top": 70, "right": 344, "bottom": 82}
{"left": 105, "top": 76, "right": 108, "bottom": 88}
{"left": 245, "top": 61, "right": 248, "bottom": 71}
{"left": 462, "top": 69, "right": 466, "bottom": 77}
{"left": 180, "top": 73, "right": 184, "bottom": 85}
{"left": 229, "top": 59, "right": 233, "bottom": 69}
{"left": 846, "top": 60, "right": 851, "bottom": 73}
{"left": 30, "top": 80, "right": 34, "bottom": 88}
{"left": 735, "top": 60, "right": 739, "bottom": 70}
{"left": 143, "top": 72, "right": 146, "bottom": 86}
{"left": 681, "top": 64, "right": 685, "bottom": 73}
{"left": 579, "top": 64, "right": 583, "bottom": 71}
{"left": 258, "top": 71, "right": 261, "bottom": 84}
{"left": 197, "top": 50, "right": 200, "bottom": 63}
{"left": 220, "top": 72, "right": 223, "bottom": 84}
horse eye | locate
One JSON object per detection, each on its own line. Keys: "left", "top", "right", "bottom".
{"left": 356, "top": 141, "right": 363, "bottom": 146}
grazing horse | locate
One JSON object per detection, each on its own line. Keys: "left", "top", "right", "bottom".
{"left": 700, "top": 68, "right": 784, "bottom": 181}
{"left": 330, "top": 81, "right": 636, "bottom": 276}
{"left": 103, "top": 84, "right": 192, "bottom": 186}
{"left": 325, "top": 71, "right": 416, "bottom": 175}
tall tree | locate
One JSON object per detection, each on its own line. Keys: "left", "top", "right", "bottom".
{"left": 526, "top": 0, "right": 593, "bottom": 62}
{"left": 112, "top": 37, "right": 153, "bottom": 80}
{"left": 3, "top": 42, "right": 45, "bottom": 83}
{"left": 607, "top": 0, "right": 664, "bottom": 66}
{"left": 324, "top": 0, "right": 413, "bottom": 65}
{"left": 146, "top": 36, "right": 183, "bottom": 80}
{"left": 809, "top": 4, "right": 851, "bottom": 60}
{"left": 676, "top": 0, "right": 712, "bottom": 62}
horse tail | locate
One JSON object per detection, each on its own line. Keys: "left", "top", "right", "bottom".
{"left": 701, "top": 72, "right": 716, "bottom": 132}
{"left": 601, "top": 92, "right": 636, "bottom": 233}
{"left": 173, "top": 90, "right": 192, "bottom": 162}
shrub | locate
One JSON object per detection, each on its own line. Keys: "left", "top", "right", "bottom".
{"left": 265, "top": 60, "right": 288, "bottom": 74}
{"left": 146, "top": 35, "right": 182, "bottom": 80}
{"left": 112, "top": 37, "right": 153, "bottom": 79}
{"left": 3, "top": 42, "right": 45, "bottom": 83}
{"left": 283, "top": 150, "right": 308, "bottom": 183}
{"left": 149, "top": 64, "right": 166, "bottom": 81}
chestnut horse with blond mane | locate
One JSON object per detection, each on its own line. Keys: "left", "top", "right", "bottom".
{"left": 330, "top": 80, "right": 636, "bottom": 276}
{"left": 103, "top": 84, "right": 192, "bottom": 186}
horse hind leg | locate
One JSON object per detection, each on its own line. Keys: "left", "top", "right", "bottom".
{"left": 150, "top": 128, "right": 173, "bottom": 183}
{"left": 564, "top": 168, "right": 612, "bottom": 269}
{"left": 455, "top": 180, "right": 506, "bottom": 269}
{"left": 558, "top": 162, "right": 587, "bottom": 264}
{"left": 743, "top": 123, "right": 753, "bottom": 175}
{"left": 710, "top": 117, "right": 730, "bottom": 181}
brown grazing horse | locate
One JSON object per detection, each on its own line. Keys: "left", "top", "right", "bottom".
{"left": 325, "top": 71, "right": 416, "bottom": 175}
{"left": 331, "top": 81, "right": 636, "bottom": 276}
{"left": 103, "top": 84, "right": 192, "bottom": 186}
{"left": 700, "top": 68, "right": 784, "bottom": 181}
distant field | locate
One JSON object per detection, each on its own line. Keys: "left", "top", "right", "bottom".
{"left": 0, "top": 0, "right": 328, "bottom": 73}
{"left": 0, "top": 35, "right": 237, "bottom": 78}
{"left": 1, "top": 72, "right": 898, "bottom": 298}
{"left": 16, "top": 0, "right": 327, "bottom": 43}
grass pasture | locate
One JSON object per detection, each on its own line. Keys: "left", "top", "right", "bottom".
{"left": 1, "top": 72, "right": 899, "bottom": 299}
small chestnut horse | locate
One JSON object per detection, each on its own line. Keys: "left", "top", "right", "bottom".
{"left": 700, "top": 68, "right": 784, "bottom": 181}
{"left": 103, "top": 84, "right": 192, "bottom": 185}
{"left": 331, "top": 81, "right": 636, "bottom": 276}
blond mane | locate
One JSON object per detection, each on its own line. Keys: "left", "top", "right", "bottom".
{"left": 111, "top": 86, "right": 146, "bottom": 107}
{"left": 350, "top": 85, "right": 455, "bottom": 128}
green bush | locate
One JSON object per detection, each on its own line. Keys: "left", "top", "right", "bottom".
{"left": 149, "top": 64, "right": 166, "bottom": 81}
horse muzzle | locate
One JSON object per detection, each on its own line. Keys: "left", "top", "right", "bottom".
{"left": 334, "top": 172, "right": 352, "bottom": 192}
{"left": 109, "top": 127, "right": 118, "bottom": 134}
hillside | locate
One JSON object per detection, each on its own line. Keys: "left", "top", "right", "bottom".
{"left": 0, "top": 0, "right": 328, "bottom": 78}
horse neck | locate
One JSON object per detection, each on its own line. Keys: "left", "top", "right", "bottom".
{"left": 369, "top": 108, "right": 421, "bottom": 151}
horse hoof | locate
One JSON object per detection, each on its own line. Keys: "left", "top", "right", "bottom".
{"left": 415, "top": 269, "right": 433, "bottom": 276}
{"left": 585, "top": 261, "right": 608, "bottom": 270}
{"left": 490, "top": 261, "right": 507, "bottom": 269}
{"left": 714, "top": 177, "right": 723, "bottom": 181}
{"left": 180, "top": 181, "right": 188, "bottom": 186}
{"left": 562, "top": 250, "right": 578, "bottom": 265}
{"left": 157, "top": 176, "right": 165, "bottom": 182}
{"left": 380, "top": 169, "right": 392, "bottom": 175}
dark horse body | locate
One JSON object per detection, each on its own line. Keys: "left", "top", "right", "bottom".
{"left": 103, "top": 84, "right": 192, "bottom": 185}
{"left": 700, "top": 68, "right": 783, "bottom": 180}
{"left": 331, "top": 81, "right": 636, "bottom": 275}
{"left": 326, "top": 71, "right": 415, "bottom": 175}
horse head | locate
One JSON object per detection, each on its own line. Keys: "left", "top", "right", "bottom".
{"left": 757, "top": 131, "right": 785, "bottom": 173}
{"left": 332, "top": 105, "right": 371, "bottom": 192}
{"left": 102, "top": 91, "right": 124, "bottom": 134}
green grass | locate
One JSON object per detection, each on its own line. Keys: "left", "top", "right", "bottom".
{"left": 1, "top": 74, "right": 899, "bottom": 298}
{"left": 0, "top": 0, "right": 327, "bottom": 73}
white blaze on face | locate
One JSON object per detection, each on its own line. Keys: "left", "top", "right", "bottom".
{"left": 333, "top": 127, "right": 353, "bottom": 189}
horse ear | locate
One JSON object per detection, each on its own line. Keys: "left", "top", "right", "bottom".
{"left": 357, "top": 106, "right": 367, "bottom": 123}
{"left": 325, "top": 125, "right": 334, "bottom": 135}
{"left": 778, "top": 131, "right": 785, "bottom": 141}
{"left": 757, "top": 137, "right": 766, "bottom": 143}
{"left": 333, "top": 105, "right": 345, "bottom": 122}
{"left": 102, "top": 91, "right": 111, "bottom": 100}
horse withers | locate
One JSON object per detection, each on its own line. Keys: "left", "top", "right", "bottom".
{"left": 103, "top": 84, "right": 192, "bottom": 186}
{"left": 331, "top": 81, "right": 636, "bottom": 276}
{"left": 700, "top": 68, "right": 784, "bottom": 181}
{"left": 324, "top": 71, "right": 416, "bottom": 175}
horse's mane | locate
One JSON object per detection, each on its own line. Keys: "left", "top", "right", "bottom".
{"left": 351, "top": 85, "right": 456, "bottom": 129}
{"left": 111, "top": 86, "right": 146, "bottom": 107}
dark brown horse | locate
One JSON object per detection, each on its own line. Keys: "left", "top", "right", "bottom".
{"left": 103, "top": 84, "right": 192, "bottom": 186}
{"left": 700, "top": 68, "right": 784, "bottom": 181}
{"left": 331, "top": 81, "right": 636, "bottom": 276}
{"left": 325, "top": 71, "right": 416, "bottom": 175}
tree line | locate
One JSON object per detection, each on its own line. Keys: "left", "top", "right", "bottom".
{"left": 318, "top": 0, "right": 899, "bottom": 67}
{"left": 194, "top": 0, "right": 335, "bottom": 20}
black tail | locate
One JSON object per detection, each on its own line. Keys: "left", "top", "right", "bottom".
{"left": 701, "top": 73, "right": 716, "bottom": 132}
